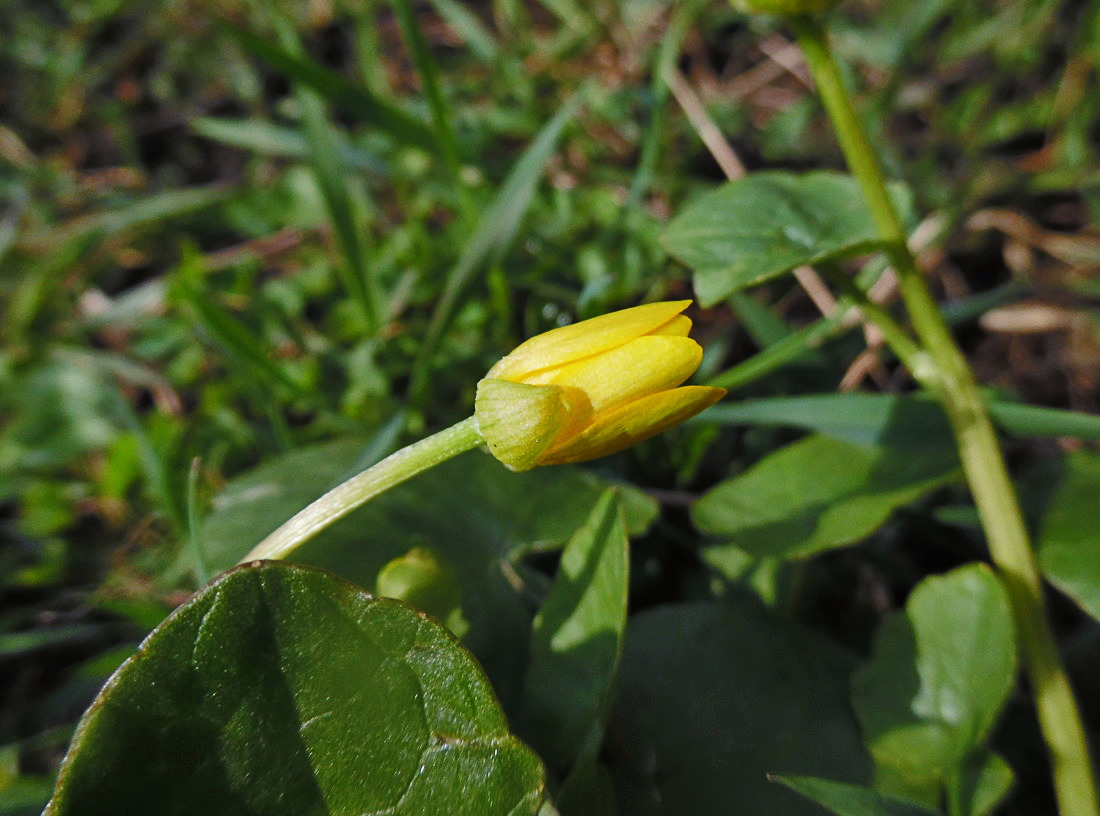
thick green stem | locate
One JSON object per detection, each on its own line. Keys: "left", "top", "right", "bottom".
{"left": 240, "top": 417, "right": 483, "bottom": 563}
{"left": 791, "top": 15, "right": 1099, "bottom": 816}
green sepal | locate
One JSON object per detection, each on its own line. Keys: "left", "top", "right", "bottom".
{"left": 474, "top": 378, "right": 570, "bottom": 471}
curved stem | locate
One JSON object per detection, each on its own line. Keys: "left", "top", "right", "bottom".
{"left": 241, "top": 417, "right": 483, "bottom": 563}
{"left": 791, "top": 15, "right": 1099, "bottom": 816}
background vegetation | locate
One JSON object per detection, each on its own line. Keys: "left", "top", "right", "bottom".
{"left": 2, "top": 0, "right": 1099, "bottom": 813}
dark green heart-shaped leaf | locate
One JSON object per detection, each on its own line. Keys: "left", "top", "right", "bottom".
{"left": 1037, "top": 450, "right": 1100, "bottom": 622}
{"left": 609, "top": 597, "right": 871, "bottom": 815}
{"left": 693, "top": 434, "right": 959, "bottom": 561}
{"left": 851, "top": 564, "right": 1016, "bottom": 787}
{"left": 46, "top": 561, "right": 543, "bottom": 816}
{"left": 662, "top": 171, "right": 914, "bottom": 305}
{"left": 520, "top": 487, "right": 629, "bottom": 770}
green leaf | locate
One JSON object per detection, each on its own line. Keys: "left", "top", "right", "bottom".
{"left": 191, "top": 117, "right": 387, "bottom": 174}
{"left": 692, "top": 434, "right": 959, "bottom": 560}
{"left": 192, "top": 447, "right": 658, "bottom": 706}
{"left": 700, "top": 394, "right": 953, "bottom": 447}
{"left": 947, "top": 751, "right": 1014, "bottom": 816}
{"left": 609, "top": 598, "right": 871, "bottom": 815}
{"left": 1037, "top": 450, "right": 1100, "bottom": 621}
{"left": 851, "top": 564, "right": 1016, "bottom": 787}
{"left": 662, "top": 171, "right": 914, "bottom": 306}
{"left": 771, "top": 775, "right": 940, "bottom": 816}
{"left": 46, "top": 562, "right": 544, "bottom": 816}
{"left": 520, "top": 488, "right": 629, "bottom": 769}
{"left": 701, "top": 393, "right": 1100, "bottom": 444}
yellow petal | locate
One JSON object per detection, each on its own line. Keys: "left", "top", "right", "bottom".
{"left": 650, "top": 314, "right": 692, "bottom": 337}
{"left": 487, "top": 300, "right": 691, "bottom": 381}
{"left": 538, "top": 385, "right": 726, "bottom": 465}
{"left": 524, "top": 335, "right": 703, "bottom": 414}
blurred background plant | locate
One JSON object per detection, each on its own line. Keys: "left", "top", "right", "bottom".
{"left": 2, "top": 0, "right": 1100, "bottom": 814}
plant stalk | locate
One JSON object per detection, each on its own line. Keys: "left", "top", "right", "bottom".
{"left": 791, "top": 15, "right": 1099, "bottom": 816}
{"left": 240, "top": 417, "right": 483, "bottom": 563}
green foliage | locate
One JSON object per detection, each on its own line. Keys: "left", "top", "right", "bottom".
{"left": 45, "top": 562, "right": 544, "bottom": 815}
{"left": 609, "top": 597, "right": 871, "bottom": 815}
{"left": 519, "top": 488, "right": 629, "bottom": 771}
{"left": 663, "top": 172, "right": 914, "bottom": 306}
{"left": 4, "top": 0, "right": 1099, "bottom": 813}
{"left": 693, "top": 433, "right": 959, "bottom": 560}
{"left": 851, "top": 565, "right": 1016, "bottom": 812}
{"left": 1037, "top": 451, "right": 1100, "bottom": 622}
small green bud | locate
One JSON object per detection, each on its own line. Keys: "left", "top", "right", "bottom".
{"left": 376, "top": 548, "right": 468, "bottom": 636}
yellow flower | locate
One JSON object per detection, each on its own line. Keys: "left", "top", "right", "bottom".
{"left": 475, "top": 300, "right": 726, "bottom": 471}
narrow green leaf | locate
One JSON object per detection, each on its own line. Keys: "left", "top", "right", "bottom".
{"left": 429, "top": 0, "right": 499, "bottom": 62}
{"left": 693, "top": 434, "right": 959, "bottom": 560}
{"left": 701, "top": 393, "right": 1100, "bottom": 444}
{"left": 851, "top": 565, "right": 1016, "bottom": 787}
{"left": 223, "top": 23, "right": 436, "bottom": 151}
{"left": 18, "top": 185, "right": 233, "bottom": 252}
{"left": 988, "top": 401, "right": 1100, "bottom": 441}
{"left": 520, "top": 488, "right": 629, "bottom": 769}
{"left": 772, "top": 775, "right": 940, "bottom": 816}
{"left": 662, "top": 171, "right": 914, "bottom": 305}
{"left": 46, "top": 562, "right": 544, "bottom": 816}
{"left": 191, "top": 117, "right": 387, "bottom": 174}
{"left": 393, "top": 0, "right": 465, "bottom": 195}
{"left": 700, "top": 394, "right": 952, "bottom": 447}
{"left": 175, "top": 256, "right": 309, "bottom": 398}
{"left": 1037, "top": 450, "right": 1100, "bottom": 621}
{"left": 261, "top": 16, "right": 382, "bottom": 333}
{"left": 410, "top": 92, "right": 585, "bottom": 401}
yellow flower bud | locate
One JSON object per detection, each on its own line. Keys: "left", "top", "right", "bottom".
{"left": 475, "top": 301, "right": 726, "bottom": 471}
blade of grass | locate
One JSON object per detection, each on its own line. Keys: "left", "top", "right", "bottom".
{"left": 429, "top": 0, "right": 499, "bottom": 63}
{"left": 267, "top": 17, "right": 384, "bottom": 335}
{"left": 187, "top": 457, "right": 211, "bottom": 587}
{"left": 223, "top": 23, "right": 436, "bottom": 152}
{"left": 191, "top": 117, "right": 388, "bottom": 174}
{"left": 627, "top": 0, "right": 707, "bottom": 207}
{"left": 17, "top": 185, "right": 233, "bottom": 253}
{"left": 391, "top": 0, "right": 470, "bottom": 212}
{"left": 408, "top": 90, "right": 586, "bottom": 402}
{"left": 174, "top": 248, "right": 309, "bottom": 399}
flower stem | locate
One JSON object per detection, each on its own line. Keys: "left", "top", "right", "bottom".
{"left": 791, "top": 15, "right": 1099, "bottom": 816}
{"left": 240, "top": 417, "right": 483, "bottom": 563}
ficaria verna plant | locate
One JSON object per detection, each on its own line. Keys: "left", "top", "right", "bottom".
{"left": 37, "top": 2, "right": 1100, "bottom": 816}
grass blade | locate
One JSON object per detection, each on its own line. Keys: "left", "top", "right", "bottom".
{"left": 409, "top": 90, "right": 586, "bottom": 401}
{"left": 223, "top": 23, "right": 436, "bottom": 152}
{"left": 391, "top": 0, "right": 467, "bottom": 202}
{"left": 429, "top": 0, "right": 499, "bottom": 63}
{"left": 191, "top": 117, "right": 387, "bottom": 174}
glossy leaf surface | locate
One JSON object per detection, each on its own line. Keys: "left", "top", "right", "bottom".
{"left": 851, "top": 565, "right": 1016, "bottom": 790}
{"left": 662, "top": 171, "right": 913, "bottom": 305}
{"left": 693, "top": 434, "right": 958, "bottom": 560}
{"left": 46, "top": 561, "right": 544, "bottom": 816}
